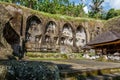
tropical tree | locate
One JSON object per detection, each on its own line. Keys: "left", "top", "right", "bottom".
{"left": 89, "top": 0, "right": 104, "bottom": 19}
{"left": 0, "top": 0, "right": 86, "bottom": 17}
{"left": 106, "top": 9, "right": 120, "bottom": 20}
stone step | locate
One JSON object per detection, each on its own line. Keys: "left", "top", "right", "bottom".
{"left": 76, "top": 73, "right": 120, "bottom": 80}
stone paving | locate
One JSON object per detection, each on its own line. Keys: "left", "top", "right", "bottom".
{"left": 44, "top": 59, "right": 120, "bottom": 79}
{"left": 45, "top": 59, "right": 120, "bottom": 70}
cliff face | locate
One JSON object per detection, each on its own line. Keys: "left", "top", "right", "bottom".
{"left": 104, "top": 17, "right": 120, "bottom": 31}
{"left": 0, "top": 2, "right": 104, "bottom": 59}
{"left": 0, "top": 4, "right": 13, "bottom": 59}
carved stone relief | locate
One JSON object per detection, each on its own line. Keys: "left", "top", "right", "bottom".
{"left": 61, "top": 24, "right": 73, "bottom": 46}
{"left": 75, "top": 26, "right": 86, "bottom": 48}
{"left": 25, "top": 16, "right": 42, "bottom": 51}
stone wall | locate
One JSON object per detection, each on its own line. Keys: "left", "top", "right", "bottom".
{"left": 0, "top": 2, "right": 104, "bottom": 58}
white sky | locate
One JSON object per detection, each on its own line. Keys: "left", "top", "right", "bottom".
{"left": 105, "top": 0, "right": 120, "bottom": 10}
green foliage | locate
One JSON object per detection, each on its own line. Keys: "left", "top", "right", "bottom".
{"left": 106, "top": 8, "right": 120, "bottom": 20}
{"left": 89, "top": 0, "right": 104, "bottom": 19}
{"left": 0, "top": 0, "right": 86, "bottom": 17}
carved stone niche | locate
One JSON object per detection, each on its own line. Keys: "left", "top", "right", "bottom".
{"left": 45, "top": 21, "right": 56, "bottom": 35}
{"left": 75, "top": 26, "right": 86, "bottom": 50}
{"left": 60, "top": 23, "right": 73, "bottom": 53}
{"left": 95, "top": 26, "right": 101, "bottom": 36}
{"left": 43, "top": 21, "right": 58, "bottom": 50}
{"left": 61, "top": 23, "right": 73, "bottom": 46}
{"left": 25, "top": 16, "right": 42, "bottom": 51}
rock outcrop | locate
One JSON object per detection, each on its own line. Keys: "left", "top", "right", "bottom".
{"left": 104, "top": 17, "right": 120, "bottom": 31}
{"left": 0, "top": 60, "right": 60, "bottom": 80}
{"left": 0, "top": 2, "right": 104, "bottom": 59}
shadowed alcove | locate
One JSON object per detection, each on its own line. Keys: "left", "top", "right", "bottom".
{"left": 25, "top": 15, "right": 42, "bottom": 51}
{"left": 3, "top": 21, "right": 21, "bottom": 58}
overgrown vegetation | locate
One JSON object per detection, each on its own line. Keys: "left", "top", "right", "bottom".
{"left": 89, "top": 0, "right": 104, "bottom": 19}
{"left": 1, "top": 0, "right": 120, "bottom": 20}
{"left": 0, "top": 0, "right": 86, "bottom": 17}
{"left": 106, "top": 8, "right": 120, "bottom": 20}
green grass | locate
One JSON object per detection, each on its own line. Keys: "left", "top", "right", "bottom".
{"left": 29, "top": 57, "right": 66, "bottom": 60}
{"left": 29, "top": 9, "right": 105, "bottom": 22}
{"left": 26, "top": 52, "right": 85, "bottom": 60}
{"left": 107, "top": 15, "right": 120, "bottom": 21}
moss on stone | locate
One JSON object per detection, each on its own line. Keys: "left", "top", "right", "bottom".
{"left": 0, "top": 60, "right": 60, "bottom": 80}
{"left": 104, "top": 15, "right": 120, "bottom": 31}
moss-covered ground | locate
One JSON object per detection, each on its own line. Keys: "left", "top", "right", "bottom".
{"left": 26, "top": 52, "right": 85, "bottom": 60}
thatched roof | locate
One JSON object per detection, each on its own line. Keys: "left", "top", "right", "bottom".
{"left": 87, "top": 30, "right": 120, "bottom": 45}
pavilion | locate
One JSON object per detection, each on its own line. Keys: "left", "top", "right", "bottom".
{"left": 87, "top": 30, "right": 120, "bottom": 55}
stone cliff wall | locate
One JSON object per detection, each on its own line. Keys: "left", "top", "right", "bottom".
{"left": 0, "top": 2, "right": 104, "bottom": 58}
{"left": 104, "top": 17, "right": 120, "bottom": 31}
